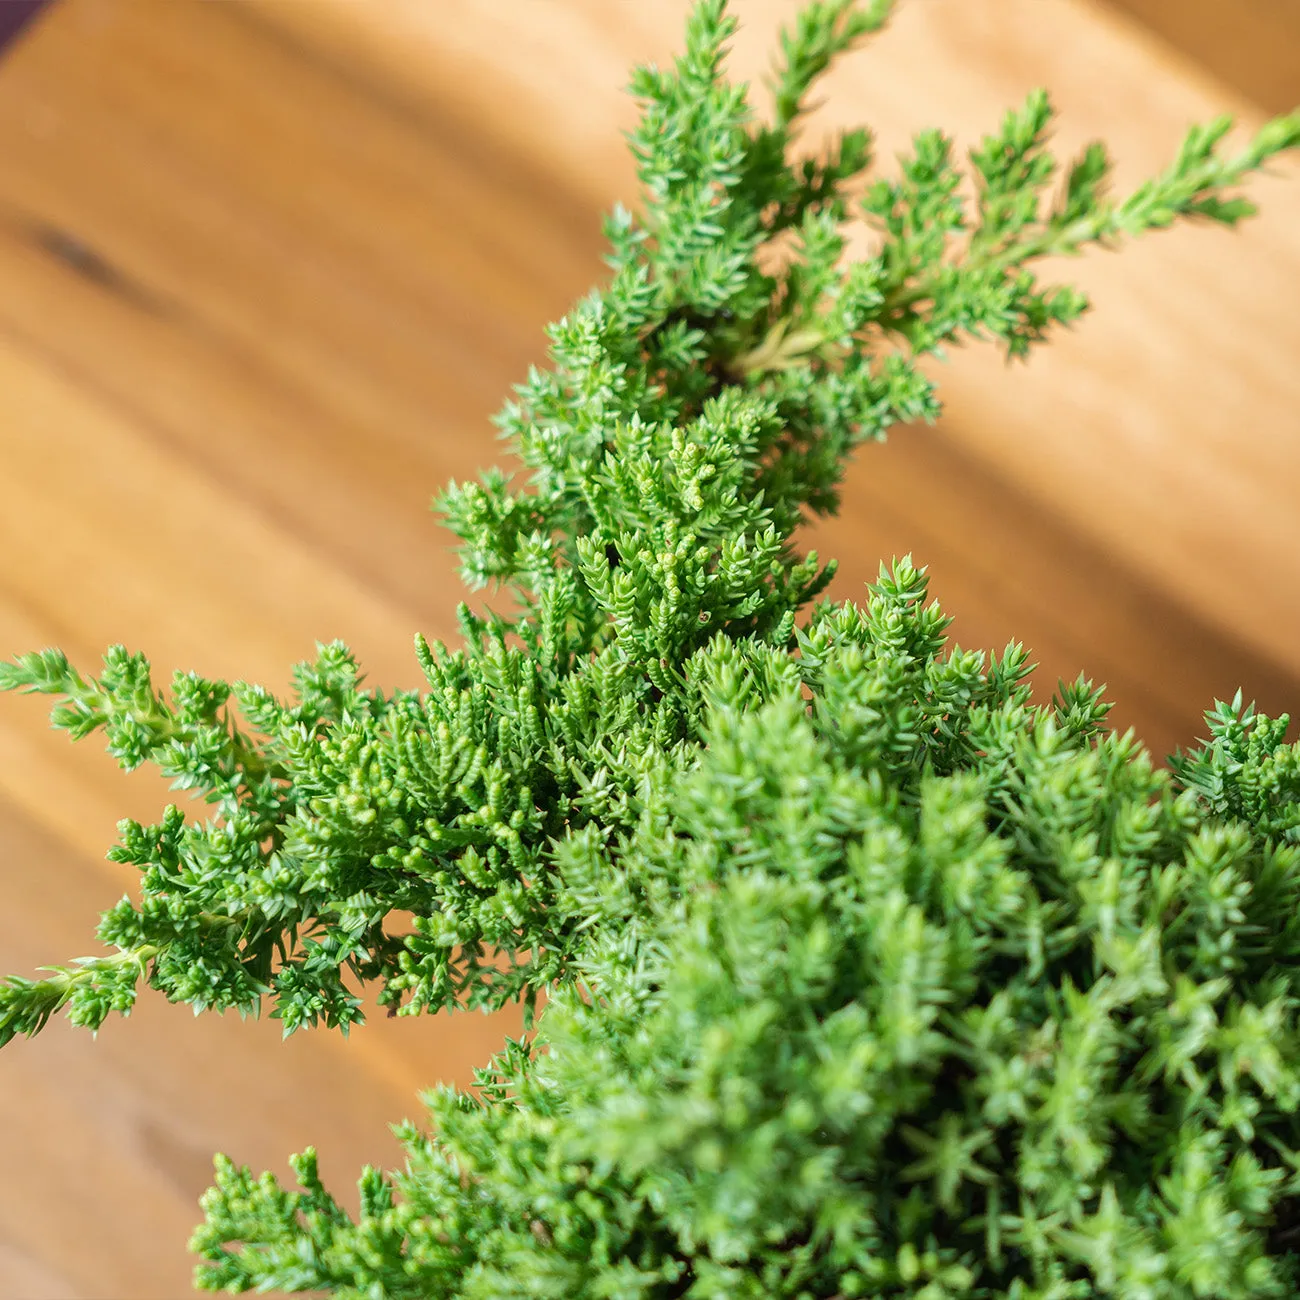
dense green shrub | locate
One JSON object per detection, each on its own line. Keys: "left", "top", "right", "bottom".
{"left": 4, "top": 2, "right": 1300, "bottom": 1294}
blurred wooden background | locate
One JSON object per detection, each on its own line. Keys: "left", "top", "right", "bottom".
{"left": 0, "top": 1, "right": 1295, "bottom": 1295}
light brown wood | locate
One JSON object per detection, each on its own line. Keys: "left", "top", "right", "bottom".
{"left": 248, "top": 0, "right": 1300, "bottom": 676}
{"left": 0, "top": 0, "right": 1296, "bottom": 1295}
{"left": 1104, "top": 0, "right": 1300, "bottom": 116}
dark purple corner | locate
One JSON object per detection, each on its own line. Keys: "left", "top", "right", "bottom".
{"left": 0, "top": 0, "right": 49, "bottom": 55}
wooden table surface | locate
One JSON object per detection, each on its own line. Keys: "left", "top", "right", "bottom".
{"left": 0, "top": 1, "right": 1295, "bottom": 1295}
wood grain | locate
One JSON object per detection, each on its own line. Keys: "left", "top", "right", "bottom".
{"left": 0, "top": 0, "right": 1296, "bottom": 1294}
{"left": 1105, "top": 0, "right": 1300, "bottom": 116}
{"left": 247, "top": 0, "right": 1300, "bottom": 674}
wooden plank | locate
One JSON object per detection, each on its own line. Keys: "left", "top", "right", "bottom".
{"left": 0, "top": 4, "right": 544, "bottom": 1293}
{"left": 803, "top": 423, "right": 1300, "bottom": 765}
{"left": 1104, "top": 0, "right": 1300, "bottom": 116}
{"left": 248, "top": 0, "right": 1300, "bottom": 682}
{"left": 0, "top": 0, "right": 602, "bottom": 627}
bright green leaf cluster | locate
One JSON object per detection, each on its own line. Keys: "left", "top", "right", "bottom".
{"left": 4, "top": 1, "right": 1300, "bottom": 1295}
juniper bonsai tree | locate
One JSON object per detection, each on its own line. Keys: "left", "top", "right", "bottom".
{"left": 4, "top": 1, "right": 1300, "bottom": 1294}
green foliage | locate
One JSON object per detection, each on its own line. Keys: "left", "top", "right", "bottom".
{"left": 4, "top": 0, "right": 1300, "bottom": 1294}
